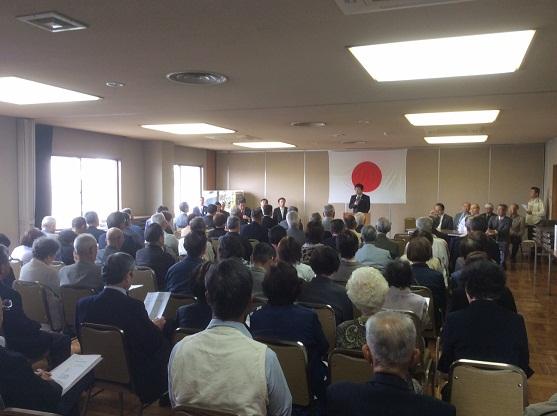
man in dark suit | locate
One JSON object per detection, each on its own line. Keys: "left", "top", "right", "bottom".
{"left": 96, "top": 227, "right": 124, "bottom": 266}
{"left": 165, "top": 232, "right": 206, "bottom": 294}
{"left": 203, "top": 204, "right": 217, "bottom": 229}
{"left": 348, "top": 183, "right": 371, "bottom": 214}
{"left": 240, "top": 208, "right": 269, "bottom": 243}
{"left": 193, "top": 197, "right": 208, "bottom": 217}
{"left": 323, "top": 219, "right": 345, "bottom": 251}
{"left": 298, "top": 246, "right": 353, "bottom": 324}
{"left": 135, "top": 224, "right": 176, "bottom": 290}
{"left": 439, "top": 260, "right": 533, "bottom": 378}
{"left": 453, "top": 202, "right": 471, "bottom": 232}
{"left": 432, "top": 203, "right": 454, "bottom": 230}
{"left": 207, "top": 213, "right": 227, "bottom": 239}
{"left": 328, "top": 310, "right": 455, "bottom": 416}
{"left": 221, "top": 216, "right": 253, "bottom": 261}
{"left": 238, "top": 197, "right": 252, "bottom": 224}
{"left": 374, "top": 217, "right": 400, "bottom": 259}
{"left": 262, "top": 204, "right": 278, "bottom": 229}
{"left": 481, "top": 203, "right": 496, "bottom": 223}
{"left": 98, "top": 211, "right": 142, "bottom": 257}
{"left": 272, "top": 197, "right": 288, "bottom": 223}
{"left": 487, "top": 204, "right": 512, "bottom": 268}
{"left": 84, "top": 211, "right": 106, "bottom": 243}
{"left": 76, "top": 252, "right": 171, "bottom": 404}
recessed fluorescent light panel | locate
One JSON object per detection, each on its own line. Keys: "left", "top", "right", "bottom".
{"left": 141, "top": 123, "right": 235, "bottom": 135}
{"left": 349, "top": 30, "right": 535, "bottom": 82}
{"left": 233, "top": 142, "right": 296, "bottom": 149}
{"left": 0, "top": 76, "right": 100, "bottom": 105}
{"left": 405, "top": 110, "right": 500, "bottom": 126}
{"left": 425, "top": 135, "right": 488, "bottom": 144}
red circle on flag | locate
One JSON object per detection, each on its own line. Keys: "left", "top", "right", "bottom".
{"left": 352, "top": 161, "right": 382, "bottom": 192}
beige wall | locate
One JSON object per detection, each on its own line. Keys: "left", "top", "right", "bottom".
{"left": 0, "top": 116, "right": 19, "bottom": 245}
{"left": 544, "top": 137, "right": 557, "bottom": 218}
{"left": 216, "top": 144, "right": 545, "bottom": 234}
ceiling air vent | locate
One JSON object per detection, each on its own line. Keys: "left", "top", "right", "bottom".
{"left": 17, "top": 11, "right": 87, "bottom": 32}
{"left": 334, "top": 0, "right": 475, "bottom": 15}
{"left": 166, "top": 71, "right": 228, "bottom": 86}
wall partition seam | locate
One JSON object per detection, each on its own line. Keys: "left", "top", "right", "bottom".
{"left": 437, "top": 148, "right": 441, "bottom": 201}
{"left": 264, "top": 151, "right": 267, "bottom": 197}
{"left": 226, "top": 154, "right": 230, "bottom": 190}
{"left": 487, "top": 145, "right": 492, "bottom": 202}
{"left": 303, "top": 151, "right": 307, "bottom": 217}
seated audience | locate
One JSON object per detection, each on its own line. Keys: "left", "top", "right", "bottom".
{"left": 299, "top": 246, "right": 353, "bottom": 324}
{"left": 57, "top": 229, "right": 77, "bottom": 265}
{"left": 432, "top": 202, "right": 454, "bottom": 231}
{"left": 260, "top": 198, "right": 269, "bottom": 210}
{"left": 250, "top": 242, "right": 276, "bottom": 298}
{"left": 416, "top": 216, "right": 449, "bottom": 272}
{"left": 41, "top": 216, "right": 58, "bottom": 239}
{"left": 241, "top": 207, "right": 269, "bottom": 243}
{"left": 11, "top": 228, "right": 44, "bottom": 265}
{"left": 382, "top": 260, "right": 429, "bottom": 323}
{"left": 344, "top": 214, "right": 361, "bottom": 240}
{"left": 84, "top": 211, "right": 106, "bottom": 242}
{"left": 454, "top": 202, "right": 471, "bottom": 234}
{"left": 136, "top": 223, "right": 176, "bottom": 290}
{"left": 286, "top": 210, "right": 305, "bottom": 245}
{"left": 451, "top": 215, "right": 500, "bottom": 271}
{"left": 122, "top": 208, "right": 146, "bottom": 243}
{"left": 509, "top": 203, "right": 526, "bottom": 263}
{"left": 59, "top": 234, "right": 102, "bottom": 290}
{"left": 251, "top": 261, "right": 328, "bottom": 403}
{"left": 96, "top": 227, "right": 124, "bottom": 266}
{"left": 273, "top": 197, "right": 288, "bottom": 224}
{"left": 71, "top": 216, "right": 87, "bottom": 235}
{"left": 207, "top": 212, "right": 227, "bottom": 239}
{"left": 301, "top": 221, "right": 325, "bottom": 263}
{"left": 20, "top": 237, "right": 64, "bottom": 331}
{"left": 237, "top": 198, "right": 252, "bottom": 224}
{"left": 487, "top": 203, "right": 512, "bottom": 268}
{"left": 328, "top": 311, "right": 456, "bottom": 416}
{"left": 268, "top": 225, "right": 287, "bottom": 249}
{"left": 179, "top": 217, "right": 215, "bottom": 262}
{"left": 331, "top": 230, "right": 363, "bottom": 284}
{"left": 401, "top": 230, "right": 446, "bottom": 279}
{"left": 218, "top": 232, "right": 246, "bottom": 262}
{"left": 438, "top": 260, "right": 532, "bottom": 378}
{"left": 216, "top": 201, "right": 229, "bottom": 218}
{"left": 482, "top": 202, "right": 496, "bottom": 223}
{"left": 0, "top": 244, "right": 70, "bottom": 368}
{"left": 175, "top": 201, "right": 190, "bottom": 229}
{"left": 168, "top": 259, "right": 292, "bottom": 415}
{"left": 279, "top": 206, "right": 299, "bottom": 229}
{"left": 322, "top": 204, "right": 335, "bottom": 232}
{"left": 203, "top": 204, "right": 217, "bottom": 229}
{"left": 355, "top": 225, "right": 392, "bottom": 271}
{"left": 98, "top": 211, "right": 143, "bottom": 257}
{"left": 354, "top": 212, "right": 366, "bottom": 233}
{"left": 277, "top": 236, "right": 314, "bottom": 282}
{"left": 176, "top": 262, "right": 213, "bottom": 330}
{"left": 151, "top": 212, "right": 179, "bottom": 259}
{"left": 0, "top": 233, "right": 11, "bottom": 249}
{"left": 221, "top": 215, "right": 252, "bottom": 261}
{"left": 374, "top": 217, "right": 400, "bottom": 259}
{"left": 76, "top": 252, "right": 170, "bottom": 404}
{"left": 323, "top": 218, "right": 345, "bottom": 251}
{"left": 406, "top": 236, "right": 446, "bottom": 328}
{"left": 336, "top": 267, "right": 388, "bottom": 350}
{"left": 262, "top": 204, "right": 277, "bottom": 229}
{"left": 166, "top": 231, "right": 206, "bottom": 294}
{"left": 193, "top": 198, "right": 207, "bottom": 217}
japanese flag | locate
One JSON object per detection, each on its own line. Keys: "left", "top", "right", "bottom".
{"left": 328, "top": 149, "right": 407, "bottom": 204}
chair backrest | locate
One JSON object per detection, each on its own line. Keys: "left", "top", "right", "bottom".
{"left": 12, "top": 281, "right": 51, "bottom": 326}
{"left": 132, "top": 267, "right": 157, "bottom": 292}
{"left": 9, "top": 260, "right": 22, "bottom": 280}
{"left": 1, "top": 409, "right": 62, "bottom": 416}
{"left": 174, "top": 327, "right": 201, "bottom": 344}
{"left": 394, "top": 239, "right": 407, "bottom": 257}
{"left": 404, "top": 217, "right": 416, "bottom": 230}
{"left": 257, "top": 338, "right": 311, "bottom": 407}
{"left": 172, "top": 405, "right": 237, "bottom": 416}
{"left": 79, "top": 323, "right": 131, "bottom": 385}
{"left": 449, "top": 359, "right": 528, "bottom": 416}
{"left": 60, "top": 286, "right": 95, "bottom": 330}
{"left": 410, "top": 285, "right": 437, "bottom": 339}
{"left": 329, "top": 348, "right": 373, "bottom": 385}
{"left": 128, "top": 284, "right": 147, "bottom": 302}
{"left": 248, "top": 239, "right": 259, "bottom": 249}
{"left": 297, "top": 302, "right": 336, "bottom": 353}
{"left": 164, "top": 294, "right": 196, "bottom": 320}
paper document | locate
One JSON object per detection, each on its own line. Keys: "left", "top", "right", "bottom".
{"left": 144, "top": 292, "right": 171, "bottom": 320}
{"left": 51, "top": 354, "right": 102, "bottom": 395}
{"left": 129, "top": 284, "right": 143, "bottom": 291}
{"left": 521, "top": 204, "right": 528, "bottom": 210}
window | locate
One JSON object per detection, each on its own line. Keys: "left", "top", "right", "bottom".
{"left": 174, "top": 165, "right": 203, "bottom": 215}
{"left": 51, "top": 156, "right": 120, "bottom": 228}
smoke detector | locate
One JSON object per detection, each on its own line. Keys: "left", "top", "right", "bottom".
{"left": 166, "top": 71, "right": 228, "bottom": 86}
{"left": 17, "top": 12, "right": 87, "bottom": 32}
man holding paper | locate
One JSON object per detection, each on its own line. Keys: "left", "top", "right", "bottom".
{"left": 76, "top": 252, "right": 171, "bottom": 404}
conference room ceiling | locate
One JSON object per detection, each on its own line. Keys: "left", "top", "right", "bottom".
{"left": 0, "top": 0, "right": 556, "bottom": 150}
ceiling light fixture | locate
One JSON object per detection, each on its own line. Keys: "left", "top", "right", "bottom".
{"left": 233, "top": 142, "right": 296, "bottom": 149}
{"left": 166, "top": 71, "right": 228, "bottom": 86}
{"left": 405, "top": 110, "right": 500, "bottom": 126}
{"left": 105, "top": 81, "right": 125, "bottom": 88}
{"left": 141, "top": 123, "right": 235, "bottom": 135}
{"left": 17, "top": 11, "right": 87, "bottom": 32}
{"left": 349, "top": 30, "right": 535, "bottom": 82}
{"left": 290, "top": 121, "right": 327, "bottom": 127}
{"left": 0, "top": 76, "right": 100, "bottom": 105}
{"left": 425, "top": 135, "right": 488, "bottom": 144}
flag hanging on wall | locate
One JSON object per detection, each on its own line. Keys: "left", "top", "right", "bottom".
{"left": 328, "top": 149, "right": 407, "bottom": 204}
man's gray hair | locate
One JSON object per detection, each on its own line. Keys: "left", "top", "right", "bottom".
{"left": 287, "top": 206, "right": 298, "bottom": 213}
{"left": 376, "top": 217, "right": 391, "bottom": 234}
{"left": 286, "top": 210, "right": 299, "bottom": 228}
{"left": 323, "top": 204, "right": 335, "bottom": 218}
{"left": 230, "top": 206, "right": 241, "bottom": 218}
{"left": 416, "top": 216, "right": 433, "bottom": 233}
{"left": 361, "top": 225, "right": 378, "bottom": 243}
{"left": 41, "top": 216, "right": 56, "bottom": 231}
{"left": 226, "top": 215, "right": 240, "bottom": 230}
{"left": 366, "top": 311, "right": 416, "bottom": 368}
{"left": 150, "top": 213, "right": 166, "bottom": 226}
{"left": 74, "top": 233, "right": 97, "bottom": 256}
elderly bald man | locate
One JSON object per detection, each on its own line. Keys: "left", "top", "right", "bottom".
{"left": 96, "top": 227, "right": 124, "bottom": 267}
{"left": 59, "top": 234, "right": 102, "bottom": 291}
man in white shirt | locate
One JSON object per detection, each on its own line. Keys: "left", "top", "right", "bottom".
{"left": 168, "top": 259, "right": 292, "bottom": 415}
{"left": 526, "top": 186, "right": 545, "bottom": 235}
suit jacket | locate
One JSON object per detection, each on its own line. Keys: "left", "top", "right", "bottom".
{"left": 298, "top": 275, "right": 354, "bottom": 324}
{"left": 96, "top": 245, "right": 119, "bottom": 266}
{"left": 221, "top": 231, "right": 253, "bottom": 261}
{"left": 239, "top": 207, "right": 252, "bottom": 223}
{"left": 59, "top": 261, "right": 103, "bottom": 291}
{"left": 411, "top": 263, "right": 446, "bottom": 328}
{"left": 438, "top": 214, "right": 454, "bottom": 230}
{"left": 487, "top": 215, "right": 512, "bottom": 241}
{"left": 262, "top": 215, "right": 278, "bottom": 230}
{"left": 76, "top": 288, "right": 170, "bottom": 403}
{"left": 135, "top": 244, "right": 176, "bottom": 290}
{"left": 240, "top": 221, "right": 269, "bottom": 243}
{"left": 164, "top": 256, "right": 203, "bottom": 294}
{"left": 207, "top": 227, "right": 227, "bottom": 239}
{"left": 98, "top": 232, "right": 142, "bottom": 258}
{"left": 272, "top": 207, "right": 288, "bottom": 223}
{"left": 86, "top": 226, "right": 106, "bottom": 243}
{"left": 373, "top": 233, "right": 400, "bottom": 259}
{"left": 203, "top": 215, "right": 214, "bottom": 229}
{"left": 331, "top": 259, "right": 364, "bottom": 284}
{"left": 438, "top": 299, "right": 533, "bottom": 377}
{"left": 348, "top": 194, "right": 371, "bottom": 214}
{"left": 453, "top": 212, "right": 468, "bottom": 228}
{"left": 176, "top": 302, "right": 212, "bottom": 330}
{"left": 328, "top": 372, "right": 455, "bottom": 416}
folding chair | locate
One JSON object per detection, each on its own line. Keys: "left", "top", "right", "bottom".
{"left": 130, "top": 267, "right": 157, "bottom": 300}
{"left": 448, "top": 359, "right": 528, "bottom": 416}
{"left": 297, "top": 302, "right": 336, "bottom": 353}
{"left": 164, "top": 294, "right": 196, "bottom": 321}
{"left": 410, "top": 285, "right": 437, "bottom": 339}
{"left": 328, "top": 348, "right": 373, "bottom": 385}
{"left": 256, "top": 338, "right": 312, "bottom": 408}
{"left": 8, "top": 260, "right": 22, "bottom": 280}
{"left": 174, "top": 327, "right": 201, "bottom": 344}
{"left": 172, "top": 405, "right": 237, "bottom": 416}
{"left": 60, "top": 286, "right": 95, "bottom": 333}
{"left": 80, "top": 323, "right": 151, "bottom": 416}
{"left": 12, "top": 281, "right": 52, "bottom": 329}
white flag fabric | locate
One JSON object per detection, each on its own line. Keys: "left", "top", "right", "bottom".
{"left": 328, "top": 149, "right": 407, "bottom": 204}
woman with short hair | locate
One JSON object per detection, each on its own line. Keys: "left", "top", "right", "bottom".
{"left": 277, "top": 236, "right": 314, "bottom": 282}
{"left": 10, "top": 228, "right": 44, "bottom": 265}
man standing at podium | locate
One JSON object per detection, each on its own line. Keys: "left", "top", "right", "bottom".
{"left": 349, "top": 184, "right": 371, "bottom": 214}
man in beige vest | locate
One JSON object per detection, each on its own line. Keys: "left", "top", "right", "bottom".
{"left": 168, "top": 259, "right": 292, "bottom": 415}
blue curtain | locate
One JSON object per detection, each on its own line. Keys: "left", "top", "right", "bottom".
{"left": 35, "top": 124, "right": 53, "bottom": 227}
